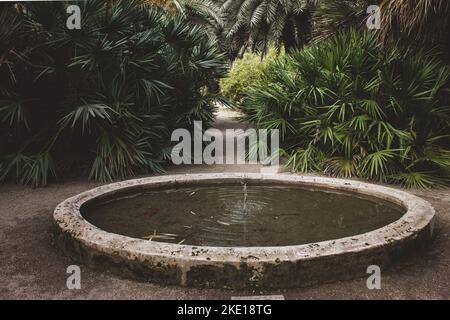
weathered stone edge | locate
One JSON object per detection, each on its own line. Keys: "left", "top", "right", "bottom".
{"left": 53, "top": 173, "right": 436, "bottom": 289}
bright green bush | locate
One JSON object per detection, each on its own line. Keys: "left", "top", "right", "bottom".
{"left": 0, "top": 0, "right": 226, "bottom": 186}
{"left": 220, "top": 50, "right": 277, "bottom": 106}
{"left": 241, "top": 30, "right": 450, "bottom": 188}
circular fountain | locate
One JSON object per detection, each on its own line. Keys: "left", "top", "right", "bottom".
{"left": 53, "top": 173, "right": 435, "bottom": 289}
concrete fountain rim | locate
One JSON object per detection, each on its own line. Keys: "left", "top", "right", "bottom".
{"left": 53, "top": 172, "right": 435, "bottom": 265}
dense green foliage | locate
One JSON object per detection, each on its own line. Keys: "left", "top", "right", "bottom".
{"left": 1, "top": 0, "right": 448, "bottom": 189}
{"left": 220, "top": 49, "right": 277, "bottom": 106}
{"left": 0, "top": 0, "right": 226, "bottom": 186}
{"left": 240, "top": 30, "right": 450, "bottom": 188}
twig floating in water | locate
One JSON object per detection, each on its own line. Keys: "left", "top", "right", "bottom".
{"left": 161, "top": 233, "right": 178, "bottom": 237}
{"left": 142, "top": 230, "right": 177, "bottom": 241}
{"left": 142, "top": 230, "right": 157, "bottom": 240}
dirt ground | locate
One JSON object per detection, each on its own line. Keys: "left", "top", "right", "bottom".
{"left": 1, "top": 109, "right": 449, "bottom": 299}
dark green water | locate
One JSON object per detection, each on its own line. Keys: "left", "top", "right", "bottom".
{"left": 82, "top": 184, "right": 404, "bottom": 247}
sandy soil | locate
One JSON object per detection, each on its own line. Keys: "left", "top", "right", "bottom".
{"left": 0, "top": 108, "right": 449, "bottom": 299}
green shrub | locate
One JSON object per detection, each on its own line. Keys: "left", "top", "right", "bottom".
{"left": 241, "top": 30, "right": 450, "bottom": 188}
{"left": 0, "top": 0, "right": 226, "bottom": 186}
{"left": 219, "top": 50, "right": 277, "bottom": 106}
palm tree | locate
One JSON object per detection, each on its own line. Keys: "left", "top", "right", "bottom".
{"left": 146, "top": 0, "right": 224, "bottom": 34}
{"left": 379, "top": 0, "right": 449, "bottom": 62}
{"left": 220, "top": 0, "right": 316, "bottom": 57}
{"left": 312, "top": 0, "right": 449, "bottom": 62}
{"left": 312, "top": 0, "right": 370, "bottom": 42}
